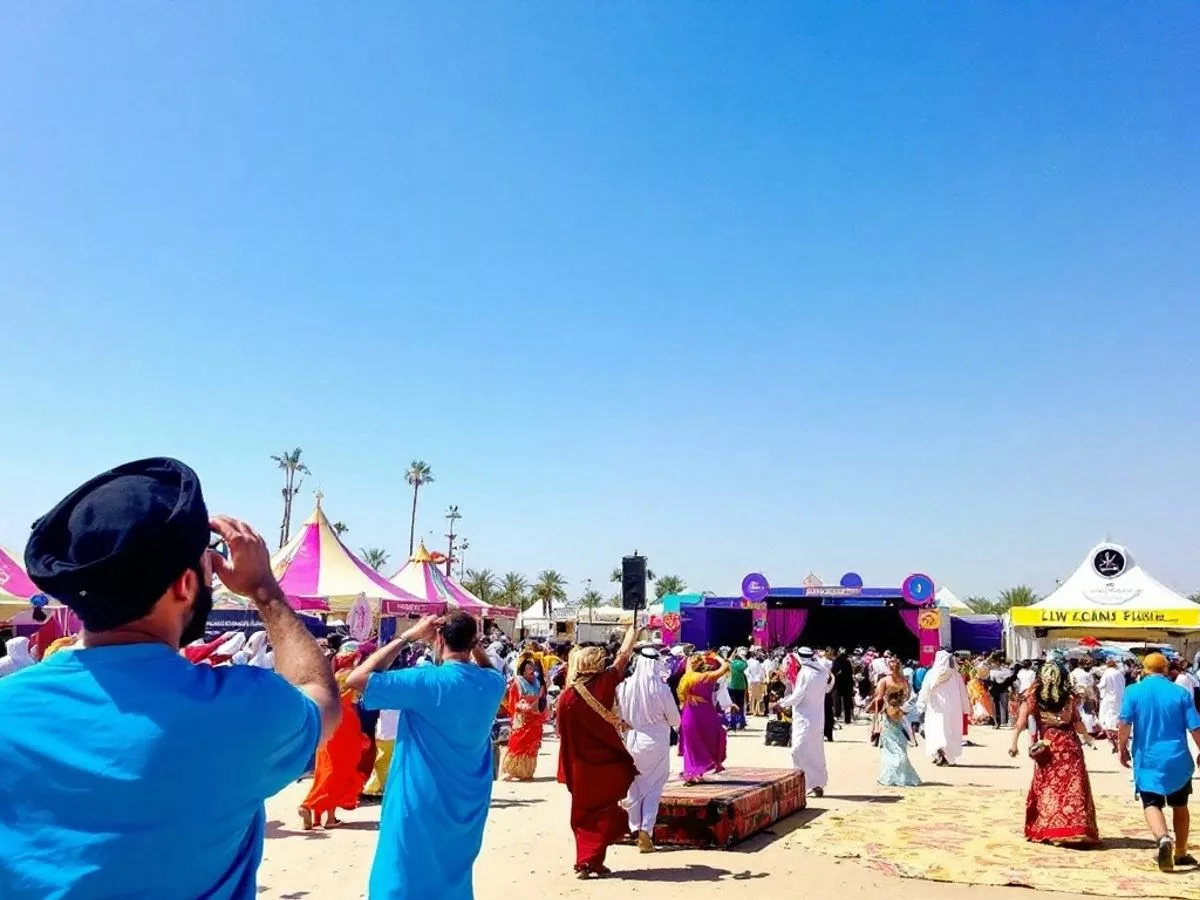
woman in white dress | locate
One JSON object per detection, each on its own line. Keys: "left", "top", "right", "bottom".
{"left": 917, "top": 650, "right": 970, "bottom": 767}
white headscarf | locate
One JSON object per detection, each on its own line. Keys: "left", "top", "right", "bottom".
{"left": 240, "top": 631, "right": 272, "bottom": 668}
{"left": 618, "top": 650, "right": 674, "bottom": 730}
{"left": 926, "top": 650, "right": 955, "bottom": 689}
{"left": 215, "top": 632, "right": 246, "bottom": 659}
{"left": 0, "top": 637, "right": 36, "bottom": 678}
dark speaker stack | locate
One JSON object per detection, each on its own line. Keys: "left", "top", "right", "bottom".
{"left": 621, "top": 555, "right": 647, "bottom": 611}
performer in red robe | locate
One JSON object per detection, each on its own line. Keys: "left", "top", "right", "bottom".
{"left": 557, "top": 626, "right": 639, "bottom": 878}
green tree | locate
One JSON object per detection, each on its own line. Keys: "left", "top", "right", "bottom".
{"left": 271, "top": 448, "right": 310, "bottom": 548}
{"left": 462, "top": 568, "right": 498, "bottom": 603}
{"left": 963, "top": 595, "right": 990, "bottom": 612}
{"left": 497, "top": 572, "right": 530, "bottom": 611}
{"left": 405, "top": 460, "right": 434, "bottom": 556}
{"left": 654, "top": 574, "right": 687, "bottom": 600}
{"left": 1190, "top": 592, "right": 1200, "bottom": 605}
{"left": 360, "top": 547, "right": 390, "bottom": 572}
{"left": 579, "top": 587, "right": 606, "bottom": 623}
{"left": 331, "top": 521, "right": 349, "bottom": 537}
{"left": 532, "top": 569, "right": 568, "bottom": 617}
{"left": 974, "top": 585, "right": 1040, "bottom": 615}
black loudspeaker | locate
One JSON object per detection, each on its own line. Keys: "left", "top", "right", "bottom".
{"left": 621, "top": 555, "right": 647, "bottom": 611}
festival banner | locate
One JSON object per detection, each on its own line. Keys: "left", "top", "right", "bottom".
{"left": 1010, "top": 607, "right": 1200, "bottom": 629}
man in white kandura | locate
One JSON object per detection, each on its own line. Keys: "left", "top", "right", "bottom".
{"left": 1098, "top": 656, "right": 1126, "bottom": 753}
{"left": 917, "top": 650, "right": 970, "bottom": 767}
{"left": 773, "top": 646, "right": 828, "bottom": 797}
{"left": 617, "top": 648, "right": 681, "bottom": 853}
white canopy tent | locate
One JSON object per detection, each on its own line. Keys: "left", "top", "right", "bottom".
{"left": 935, "top": 587, "right": 972, "bottom": 612}
{"left": 1007, "top": 541, "right": 1200, "bottom": 659}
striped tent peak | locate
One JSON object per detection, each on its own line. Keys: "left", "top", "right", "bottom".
{"left": 390, "top": 541, "right": 517, "bottom": 617}
{"left": 0, "top": 544, "right": 40, "bottom": 601}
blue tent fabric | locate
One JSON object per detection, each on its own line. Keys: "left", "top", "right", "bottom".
{"left": 950, "top": 614, "right": 1003, "bottom": 654}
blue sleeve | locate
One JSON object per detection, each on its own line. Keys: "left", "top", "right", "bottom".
{"left": 214, "top": 666, "right": 321, "bottom": 799}
{"left": 1119, "top": 687, "right": 1134, "bottom": 724}
{"left": 362, "top": 667, "right": 431, "bottom": 712}
{"left": 1186, "top": 694, "right": 1200, "bottom": 731}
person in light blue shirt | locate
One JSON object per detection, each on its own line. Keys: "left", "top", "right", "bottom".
{"left": 348, "top": 611, "right": 506, "bottom": 900}
{"left": 1119, "top": 651, "right": 1200, "bottom": 873}
{"left": 0, "top": 458, "right": 340, "bottom": 900}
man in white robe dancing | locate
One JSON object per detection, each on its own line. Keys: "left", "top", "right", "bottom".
{"left": 1098, "top": 656, "right": 1126, "bottom": 752}
{"left": 917, "top": 649, "right": 970, "bottom": 766}
{"left": 773, "top": 647, "right": 828, "bottom": 797}
{"left": 617, "top": 648, "right": 681, "bottom": 853}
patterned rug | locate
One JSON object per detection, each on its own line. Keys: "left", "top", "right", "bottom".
{"left": 789, "top": 787, "right": 1200, "bottom": 899}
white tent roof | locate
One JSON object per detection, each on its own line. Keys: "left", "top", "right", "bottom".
{"left": 936, "top": 587, "right": 972, "bottom": 611}
{"left": 1011, "top": 541, "right": 1200, "bottom": 633}
{"left": 1034, "top": 542, "right": 1194, "bottom": 611}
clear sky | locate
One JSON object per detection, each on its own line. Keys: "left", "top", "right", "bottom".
{"left": 2, "top": 4, "right": 1198, "bottom": 602}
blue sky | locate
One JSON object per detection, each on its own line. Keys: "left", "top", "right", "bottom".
{"left": 2, "top": 4, "right": 1198, "bottom": 601}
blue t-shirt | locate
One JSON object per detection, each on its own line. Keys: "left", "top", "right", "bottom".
{"left": 1119, "top": 674, "right": 1200, "bottom": 795}
{"left": 362, "top": 660, "right": 506, "bottom": 900}
{"left": 0, "top": 644, "right": 320, "bottom": 900}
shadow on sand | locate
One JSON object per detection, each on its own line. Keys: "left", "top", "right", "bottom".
{"left": 612, "top": 865, "right": 769, "bottom": 883}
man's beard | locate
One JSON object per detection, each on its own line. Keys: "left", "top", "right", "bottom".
{"left": 180, "top": 581, "right": 214, "bottom": 647}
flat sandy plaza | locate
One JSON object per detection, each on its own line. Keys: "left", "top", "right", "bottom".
{"left": 257, "top": 718, "right": 1196, "bottom": 900}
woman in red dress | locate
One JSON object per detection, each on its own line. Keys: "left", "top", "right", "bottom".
{"left": 556, "top": 626, "right": 638, "bottom": 878}
{"left": 1009, "top": 657, "right": 1100, "bottom": 846}
{"left": 502, "top": 655, "right": 548, "bottom": 780}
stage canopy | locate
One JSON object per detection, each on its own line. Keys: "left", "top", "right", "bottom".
{"left": 220, "top": 500, "right": 434, "bottom": 614}
{"left": 388, "top": 541, "right": 517, "bottom": 619}
{"left": 1008, "top": 541, "right": 1200, "bottom": 654}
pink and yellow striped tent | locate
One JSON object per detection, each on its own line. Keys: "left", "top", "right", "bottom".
{"left": 387, "top": 542, "right": 518, "bottom": 619}
{"left": 0, "top": 543, "right": 48, "bottom": 621}
{"left": 233, "top": 502, "right": 437, "bottom": 614}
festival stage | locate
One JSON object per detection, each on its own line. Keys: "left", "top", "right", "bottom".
{"left": 652, "top": 767, "right": 806, "bottom": 849}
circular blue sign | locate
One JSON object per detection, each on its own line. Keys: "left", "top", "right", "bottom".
{"left": 741, "top": 573, "right": 770, "bottom": 602}
{"left": 839, "top": 572, "right": 864, "bottom": 588}
{"left": 902, "top": 573, "right": 934, "bottom": 606}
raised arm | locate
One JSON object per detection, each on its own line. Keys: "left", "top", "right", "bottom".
{"left": 346, "top": 615, "right": 440, "bottom": 694}
{"left": 210, "top": 516, "right": 340, "bottom": 745}
{"left": 702, "top": 659, "right": 732, "bottom": 683}
{"left": 612, "top": 622, "right": 639, "bottom": 673}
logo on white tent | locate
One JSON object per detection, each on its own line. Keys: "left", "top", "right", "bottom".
{"left": 1092, "top": 547, "right": 1127, "bottom": 579}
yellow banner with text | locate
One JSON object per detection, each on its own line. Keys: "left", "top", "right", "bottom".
{"left": 1010, "top": 607, "right": 1200, "bottom": 629}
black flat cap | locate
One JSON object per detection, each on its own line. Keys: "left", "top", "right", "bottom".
{"left": 25, "top": 457, "right": 210, "bottom": 631}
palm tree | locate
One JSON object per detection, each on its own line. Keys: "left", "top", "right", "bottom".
{"left": 578, "top": 587, "right": 606, "bottom": 623}
{"left": 532, "top": 570, "right": 568, "bottom": 617}
{"left": 974, "top": 585, "right": 1040, "bottom": 615}
{"left": 405, "top": 461, "right": 434, "bottom": 556}
{"left": 654, "top": 574, "right": 687, "bottom": 600}
{"left": 360, "top": 547, "right": 390, "bottom": 572}
{"left": 498, "top": 572, "right": 530, "bottom": 610}
{"left": 462, "top": 568, "right": 498, "bottom": 603}
{"left": 271, "top": 448, "right": 310, "bottom": 548}
{"left": 331, "top": 521, "right": 349, "bottom": 537}
{"left": 1190, "top": 592, "right": 1200, "bottom": 605}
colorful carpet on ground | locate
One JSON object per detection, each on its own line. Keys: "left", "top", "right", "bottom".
{"left": 788, "top": 786, "right": 1200, "bottom": 899}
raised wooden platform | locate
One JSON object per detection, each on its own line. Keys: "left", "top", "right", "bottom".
{"left": 652, "top": 767, "right": 806, "bottom": 849}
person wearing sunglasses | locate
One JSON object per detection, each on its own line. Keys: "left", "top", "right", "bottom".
{"left": 0, "top": 457, "right": 340, "bottom": 900}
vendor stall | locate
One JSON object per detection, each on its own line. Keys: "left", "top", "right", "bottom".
{"left": 1007, "top": 541, "right": 1200, "bottom": 659}
{"left": 386, "top": 542, "right": 517, "bottom": 637}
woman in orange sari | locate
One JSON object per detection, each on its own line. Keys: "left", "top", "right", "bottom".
{"left": 299, "top": 672, "right": 370, "bottom": 829}
{"left": 502, "top": 655, "right": 547, "bottom": 780}
{"left": 968, "top": 664, "right": 997, "bottom": 725}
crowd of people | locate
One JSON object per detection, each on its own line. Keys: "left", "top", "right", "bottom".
{"left": 3, "top": 457, "right": 1200, "bottom": 896}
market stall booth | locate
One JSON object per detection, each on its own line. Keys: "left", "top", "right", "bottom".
{"left": 385, "top": 542, "right": 518, "bottom": 640}
{"left": 1007, "top": 541, "right": 1200, "bottom": 659}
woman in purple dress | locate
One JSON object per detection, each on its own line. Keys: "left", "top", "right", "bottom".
{"left": 677, "top": 654, "right": 731, "bottom": 784}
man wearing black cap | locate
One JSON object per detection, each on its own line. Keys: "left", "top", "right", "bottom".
{"left": 0, "top": 458, "right": 341, "bottom": 900}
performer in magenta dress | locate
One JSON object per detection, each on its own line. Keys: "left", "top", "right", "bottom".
{"left": 677, "top": 654, "right": 730, "bottom": 784}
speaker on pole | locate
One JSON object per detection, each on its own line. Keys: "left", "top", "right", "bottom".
{"left": 621, "top": 555, "right": 647, "bottom": 611}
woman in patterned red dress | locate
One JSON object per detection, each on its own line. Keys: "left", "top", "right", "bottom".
{"left": 1009, "top": 657, "right": 1100, "bottom": 846}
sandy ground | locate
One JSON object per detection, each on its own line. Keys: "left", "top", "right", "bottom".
{"left": 257, "top": 716, "right": 1142, "bottom": 899}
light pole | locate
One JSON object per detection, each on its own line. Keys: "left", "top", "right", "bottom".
{"left": 444, "top": 506, "right": 461, "bottom": 577}
{"left": 458, "top": 538, "right": 469, "bottom": 579}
